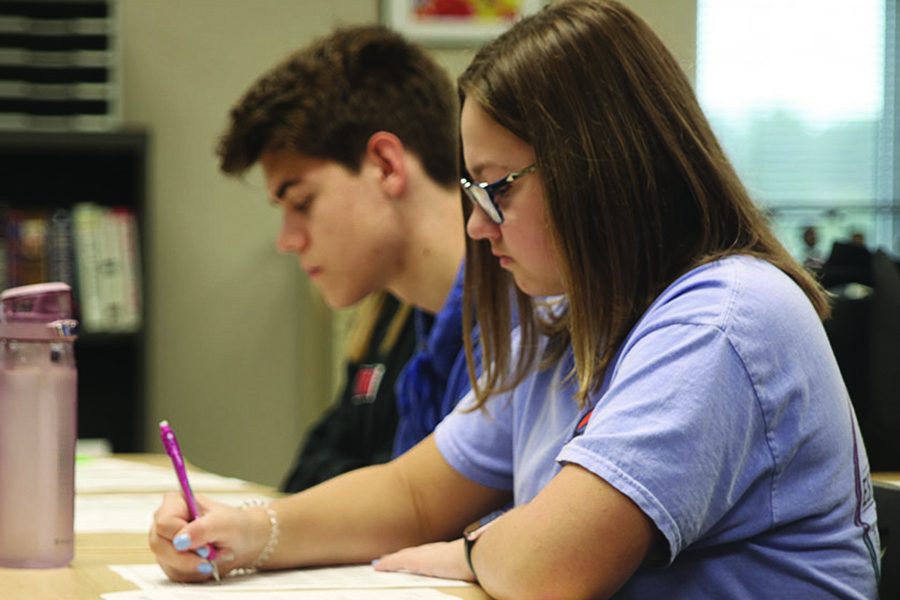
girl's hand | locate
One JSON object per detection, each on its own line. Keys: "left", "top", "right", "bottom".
{"left": 148, "top": 492, "right": 270, "bottom": 582}
{"left": 374, "top": 538, "right": 475, "bottom": 582}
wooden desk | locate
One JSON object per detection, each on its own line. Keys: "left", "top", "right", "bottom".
{"left": 0, "top": 455, "right": 491, "bottom": 600}
{"left": 875, "top": 472, "right": 900, "bottom": 485}
{"left": 7, "top": 465, "right": 893, "bottom": 598}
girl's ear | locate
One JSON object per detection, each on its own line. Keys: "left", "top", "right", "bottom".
{"left": 365, "top": 131, "right": 408, "bottom": 198}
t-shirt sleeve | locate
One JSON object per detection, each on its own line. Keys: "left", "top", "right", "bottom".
{"left": 558, "top": 322, "right": 766, "bottom": 562}
{"left": 434, "top": 388, "right": 516, "bottom": 491}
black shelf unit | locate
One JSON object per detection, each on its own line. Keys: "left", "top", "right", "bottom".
{"left": 0, "top": 129, "right": 147, "bottom": 452}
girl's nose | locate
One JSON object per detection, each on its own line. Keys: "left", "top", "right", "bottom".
{"left": 466, "top": 204, "right": 500, "bottom": 242}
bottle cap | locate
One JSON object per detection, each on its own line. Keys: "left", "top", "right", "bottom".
{"left": 1, "top": 282, "right": 73, "bottom": 323}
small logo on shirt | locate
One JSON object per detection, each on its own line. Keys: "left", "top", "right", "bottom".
{"left": 351, "top": 364, "right": 386, "bottom": 405}
{"left": 572, "top": 407, "right": 594, "bottom": 438}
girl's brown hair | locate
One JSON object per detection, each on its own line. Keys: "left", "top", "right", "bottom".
{"left": 345, "top": 292, "right": 413, "bottom": 363}
{"left": 459, "top": 0, "right": 829, "bottom": 408}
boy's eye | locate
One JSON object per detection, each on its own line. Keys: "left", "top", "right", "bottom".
{"left": 290, "top": 195, "right": 313, "bottom": 211}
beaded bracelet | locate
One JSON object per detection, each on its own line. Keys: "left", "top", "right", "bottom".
{"left": 230, "top": 500, "right": 279, "bottom": 576}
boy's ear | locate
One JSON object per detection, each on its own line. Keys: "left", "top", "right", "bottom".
{"left": 365, "top": 131, "right": 407, "bottom": 198}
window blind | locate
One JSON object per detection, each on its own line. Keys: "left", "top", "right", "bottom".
{"left": 696, "top": 0, "right": 897, "bottom": 256}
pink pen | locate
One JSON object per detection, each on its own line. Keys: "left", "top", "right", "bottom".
{"left": 159, "top": 420, "right": 220, "bottom": 581}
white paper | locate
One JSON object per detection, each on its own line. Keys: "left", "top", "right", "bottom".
{"left": 101, "top": 589, "right": 456, "bottom": 600}
{"left": 76, "top": 493, "right": 273, "bottom": 533}
{"left": 110, "top": 564, "right": 470, "bottom": 591}
{"left": 76, "top": 457, "right": 250, "bottom": 493}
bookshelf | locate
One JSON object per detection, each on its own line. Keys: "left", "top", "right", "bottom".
{"left": 0, "top": 130, "right": 147, "bottom": 452}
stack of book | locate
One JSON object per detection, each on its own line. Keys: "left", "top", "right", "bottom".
{"left": 0, "top": 202, "right": 141, "bottom": 333}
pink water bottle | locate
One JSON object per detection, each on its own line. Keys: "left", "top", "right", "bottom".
{"left": 0, "top": 282, "right": 78, "bottom": 568}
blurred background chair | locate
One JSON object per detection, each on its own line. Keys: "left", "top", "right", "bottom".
{"left": 823, "top": 246, "right": 900, "bottom": 471}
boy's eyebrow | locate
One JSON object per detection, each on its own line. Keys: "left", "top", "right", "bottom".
{"left": 274, "top": 178, "right": 301, "bottom": 201}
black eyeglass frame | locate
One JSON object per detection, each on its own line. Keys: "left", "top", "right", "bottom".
{"left": 460, "top": 163, "right": 537, "bottom": 225}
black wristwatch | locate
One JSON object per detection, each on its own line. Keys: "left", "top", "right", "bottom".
{"left": 463, "top": 510, "right": 505, "bottom": 580}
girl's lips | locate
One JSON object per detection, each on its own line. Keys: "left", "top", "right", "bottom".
{"left": 491, "top": 248, "right": 513, "bottom": 268}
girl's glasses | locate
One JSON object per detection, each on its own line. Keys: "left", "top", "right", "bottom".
{"left": 460, "top": 164, "right": 537, "bottom": 225}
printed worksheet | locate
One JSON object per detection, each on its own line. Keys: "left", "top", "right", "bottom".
{"left": 109, "top": 564, "right": 471, "bottom": 591}
{"left": 101, "top": 589, "right": 456, "bottom": 600}
{"left": 76, "top": 493, "right": 272, "bottom": 533}
{"left": 76, "top": 457, "right": 251, "bottom": 493}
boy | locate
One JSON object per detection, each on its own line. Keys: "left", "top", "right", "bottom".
{"left": 216, "top": 25, "right": 469, "bottom": 490}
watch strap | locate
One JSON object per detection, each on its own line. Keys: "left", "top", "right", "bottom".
{"left": 464, "top": 534, "right": 478, "bottom": 579}
{"left": 462, "top": 510, "right": 506, "bottom": 581}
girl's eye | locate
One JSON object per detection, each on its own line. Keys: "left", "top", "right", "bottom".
{"left": 492, "top": 183, "right": 512, "bottom": 201}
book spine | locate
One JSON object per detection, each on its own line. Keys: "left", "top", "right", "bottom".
{"left": 0, "top": 203, "right": 8, "bottom": 291}
{"left": 6, "top": 208, "right": 49, "bottom": 287}
{"left": 110, "top": 207, "right": 141, "bottom": 332}
{"left": 72, "top": 202, "right": 104, "bottom": 332}
{"left": 47, "top": 208, "right": 76, "bottom": 288}
{"left": 95, "top": 206, "right": 127, "bottom": 331}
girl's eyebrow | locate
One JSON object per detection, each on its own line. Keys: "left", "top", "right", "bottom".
{"left": 465, "top": 160, "right": 510, "bottom": 182}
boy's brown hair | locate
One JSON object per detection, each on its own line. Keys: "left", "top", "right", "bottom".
{"left": 217, "top": 25, "right": 458, "bottom": 186}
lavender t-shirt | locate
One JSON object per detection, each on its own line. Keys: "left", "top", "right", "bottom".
{"left": 435, "top": 256, "right": 879, "bottom": 598}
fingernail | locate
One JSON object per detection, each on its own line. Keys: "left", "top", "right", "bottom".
{"left": 371, "top": 559, "right": 380, "bottom": 566}
{"left": 173, "top": 533, "right": 191, "bottom": 551}
{"left": 195, "top": 545, "right": 210, "bottom": 559}
{"left": 197, "top": 561, "right": 214, "bottom": 575}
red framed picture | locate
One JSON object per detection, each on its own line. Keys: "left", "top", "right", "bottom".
{"left": 382, "top": 0, "right": 546, "bottom": 46}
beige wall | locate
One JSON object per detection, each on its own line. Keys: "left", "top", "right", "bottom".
{"left": 120, "top": 0, "right": 378, "bottom": 485}
{"left": 119, "top": 0, "right": 695, "bottom": 486}
{"left": 623, "top": 0, "right": 697, "bottom": 82}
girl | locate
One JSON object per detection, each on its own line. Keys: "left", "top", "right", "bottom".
{"left": 150, "top": 2, "right": 879, "bottom": 598}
